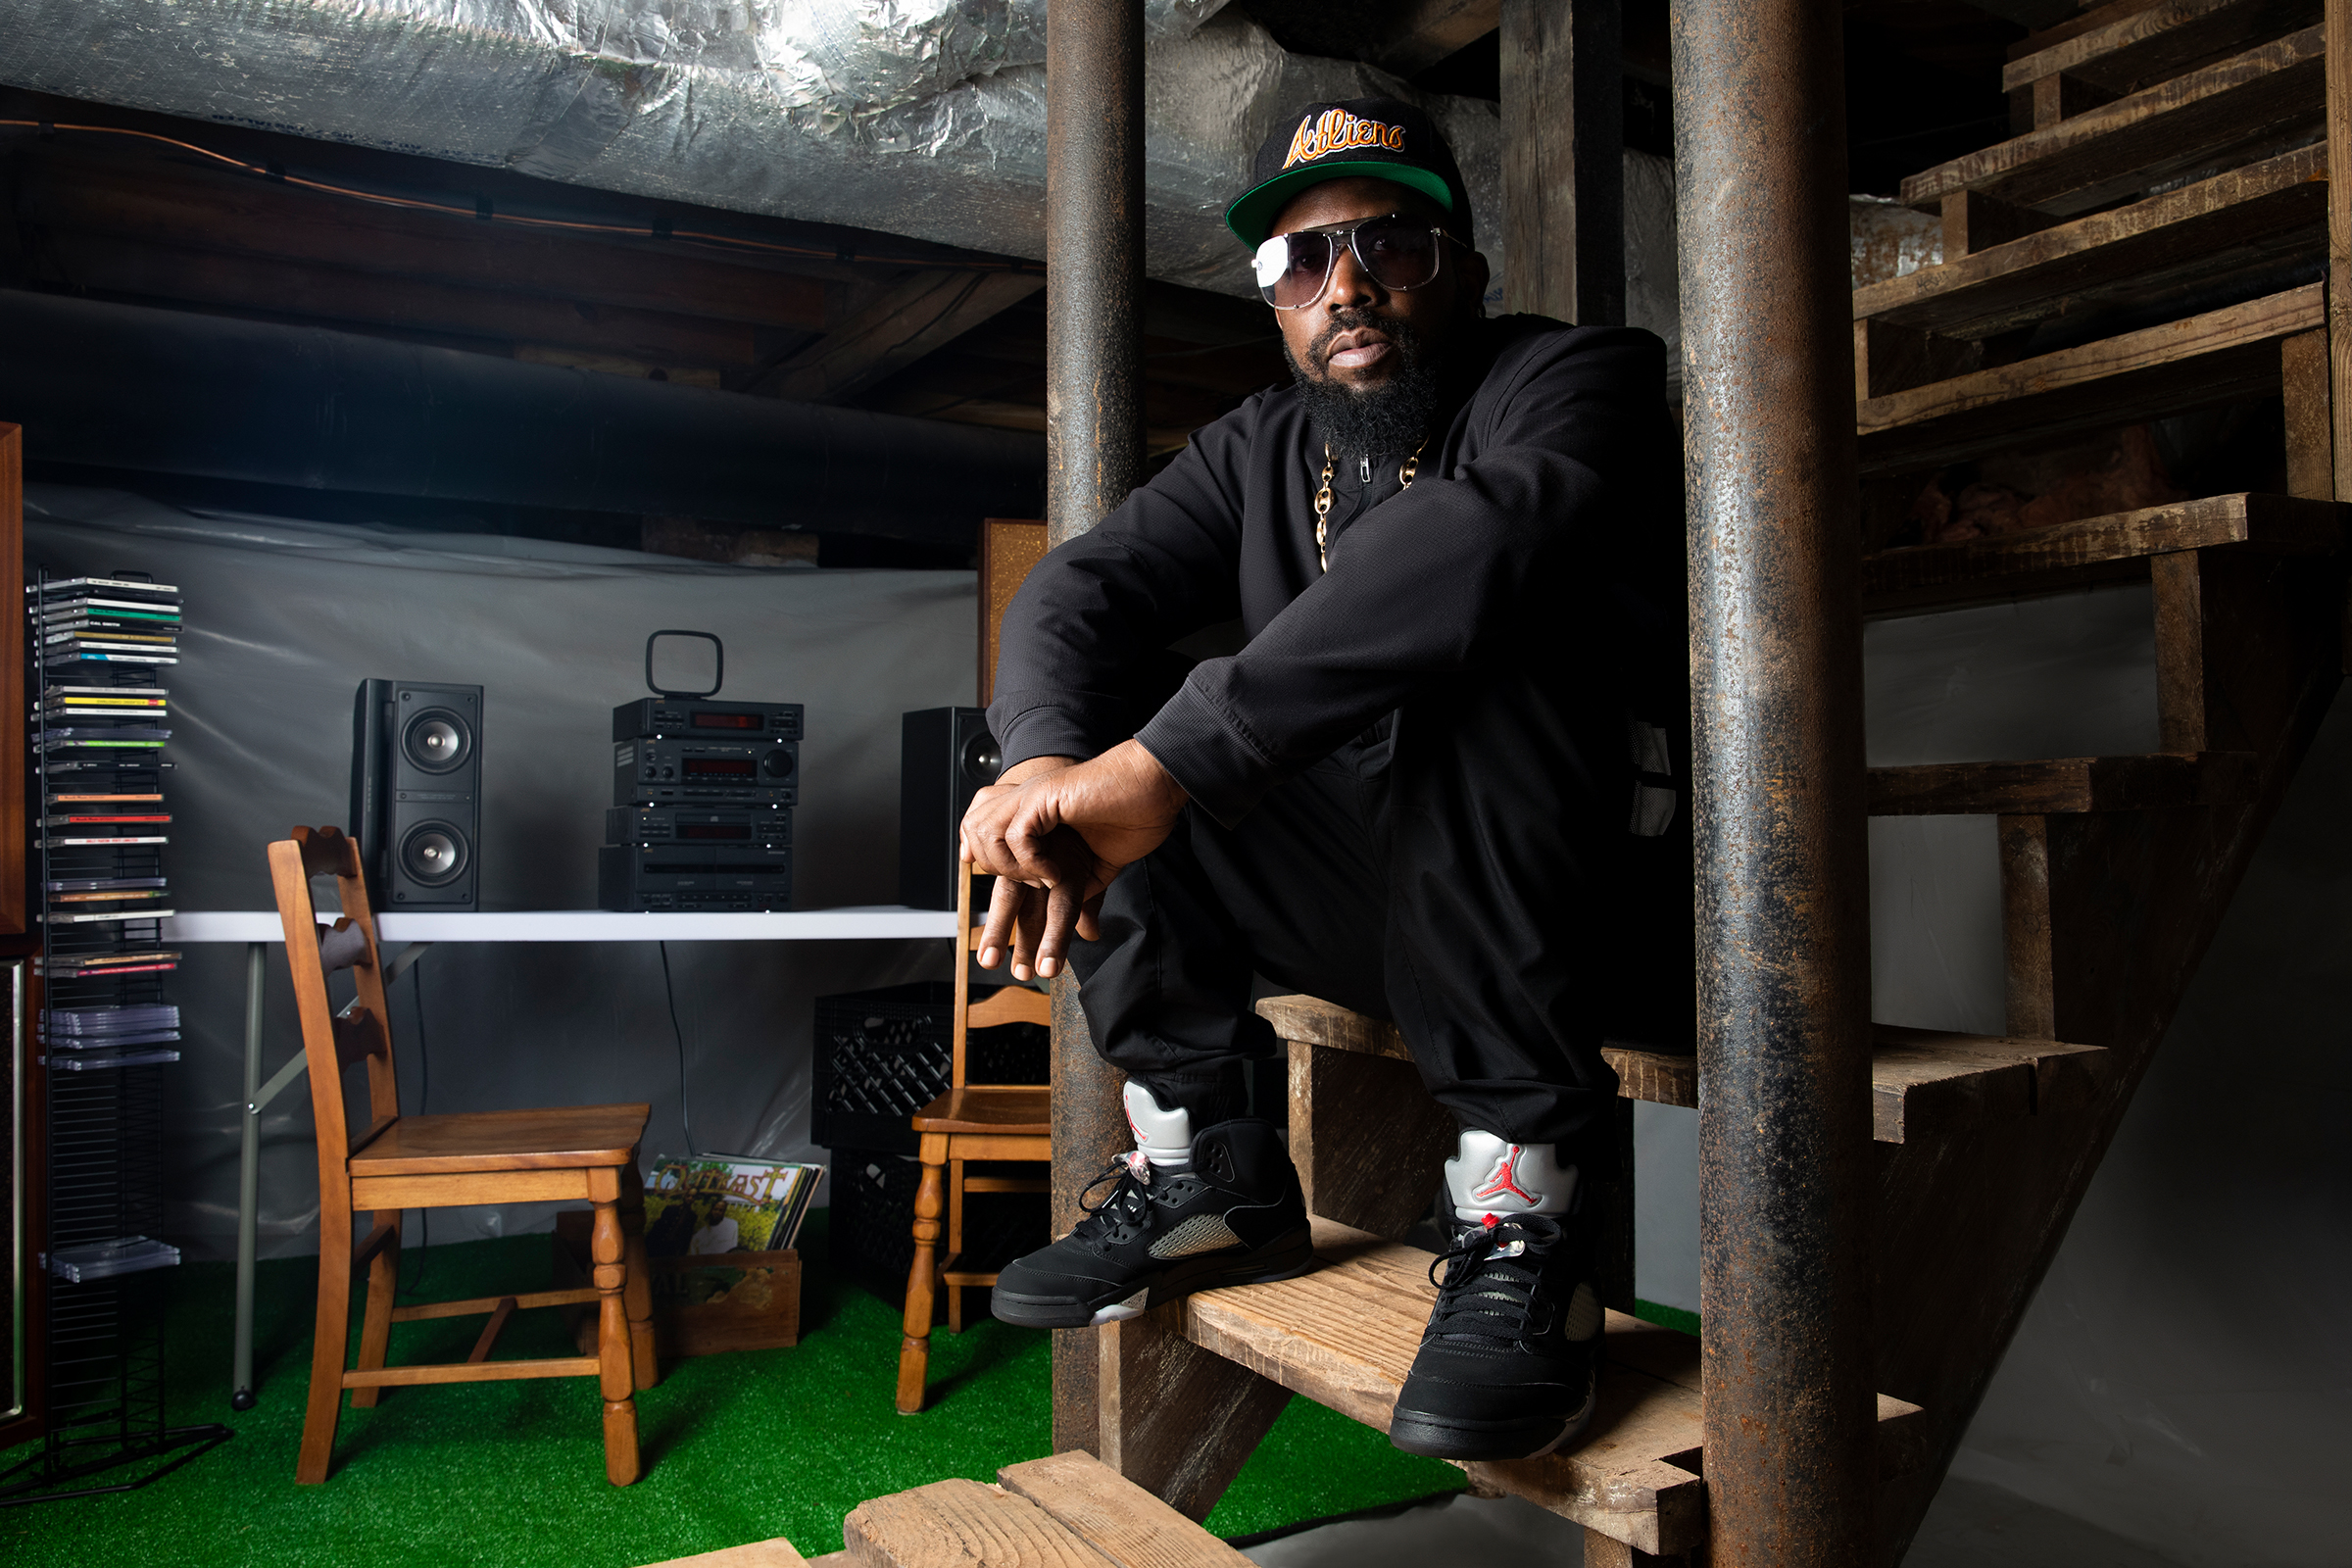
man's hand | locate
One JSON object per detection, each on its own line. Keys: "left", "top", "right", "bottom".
{"left": 959, "top": 740, "right": 1189, "bottom": 981}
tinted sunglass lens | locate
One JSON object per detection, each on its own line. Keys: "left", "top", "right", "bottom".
{"left": 1267, "top": 232, "right": 1337, "bottom": 308}
{"left": 1356, "top": 218, "right": 1439, "bottom": 290}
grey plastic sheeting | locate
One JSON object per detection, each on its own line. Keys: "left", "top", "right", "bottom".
{"left": 24, "top": 483, "right": 973, "bottom": 1260}
{"left": 1641, "top": 584, "right": 2344, "bottom": 1564}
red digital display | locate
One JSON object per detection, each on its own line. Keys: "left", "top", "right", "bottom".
{"left": 692, "top": 712, "right": 763, "bottom": 729}
{"left": 684, "top": 759, "right": 757, "bottom": 777}
{"left": 681, "top": 823, "right": 753, "bottom": 840}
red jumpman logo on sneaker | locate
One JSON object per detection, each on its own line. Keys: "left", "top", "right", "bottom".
{"left": 1469, "top": 1145, "right": 1541, "bottom": 1208}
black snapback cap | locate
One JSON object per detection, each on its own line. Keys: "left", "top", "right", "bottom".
{"left": 1225, "top": 96, "right": 1475, "bottom": 251}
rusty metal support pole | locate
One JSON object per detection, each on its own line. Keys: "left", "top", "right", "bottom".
{"left": 1671, "top": 0, "right": 1878, "bottom": 1562}
{"left": 1044, "top": 0, "right": 1147, "bottom": 1458}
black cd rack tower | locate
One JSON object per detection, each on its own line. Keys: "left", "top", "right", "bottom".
{"left": 1, "top": 568, "right": 226, "bottom": 1503}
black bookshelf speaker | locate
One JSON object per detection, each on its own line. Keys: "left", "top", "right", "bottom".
{"left": 350, "top": 678, "right": 484, "bottom": 909}
{"left": 898, "top": 707, "right": 1000, "bottom": 910}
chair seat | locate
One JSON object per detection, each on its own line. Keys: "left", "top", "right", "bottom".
{"left": 910, "top": 1085, "right": 1052, "bottom": 1136}
{"left": 348, "top": 1102, "right": 651, "bottom": 1177}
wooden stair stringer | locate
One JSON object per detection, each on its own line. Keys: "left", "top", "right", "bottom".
{"left": 1870, "top": 548, "right": 2348, "bottom": 1560}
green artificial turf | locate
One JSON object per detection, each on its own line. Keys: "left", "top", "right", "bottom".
{"left": 1, "top": 1213, "right": 1460, "bottom": 1565}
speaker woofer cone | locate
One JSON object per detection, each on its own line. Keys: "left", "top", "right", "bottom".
{"left": 403, "top": 708, "right": 472, "bottom": 773}
{"left": 398, "top": 821, "right": 470, "bottom": 887}
{"left": 959, "top": 730, "right": 1002, "bottom": 788}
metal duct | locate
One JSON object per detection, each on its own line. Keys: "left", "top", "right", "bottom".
{"left": 0, "top": 1, "right": 1516, "bottom": 302}
{"left": 0, "top": 290, "right": 1046, "bottom": 543}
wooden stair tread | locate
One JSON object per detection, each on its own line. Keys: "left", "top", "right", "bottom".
{"left": 1178, "top": 1216, "right": 1925, "bottom": 1556}
{"left": 999, "top": 1451, "right": 1256, "bottom": 1567}
{"left": 1856, "top": 284, "right": 2322, "bottom": 476}
{"left": 2002, "top": 0, "right": 2315, "bottom": 97}
{"left": 844, "top": 1454, "right": 1250, "bottom": 1568}
{"left": 910, "top": 1084, "right": 1052, "bottom": 1134}
{"left": 1859, "top": 493, "right": 2344, "bottom": 614}
{"left": 1899, "top": 25, "right": 2324, "bottom": 218}
{"left": 1867, "top": 752, "right": 2257, "bottom": 814}
{"left": 1258, "top": 997, "right": 2106, "bottom": 1145}
{"left": 344, "top": 1102, "right": 649, "bottom": 1176}
{"left": 1852, "top": 145, "right": 2325, "bottom": 344}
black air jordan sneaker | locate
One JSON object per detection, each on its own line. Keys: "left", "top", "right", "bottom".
{"left": 989, "top": 1117, "right": 1313, "bottom": 1328}
{"left": 1389, "top": 1134, "right": 1603, "bottom": 1461}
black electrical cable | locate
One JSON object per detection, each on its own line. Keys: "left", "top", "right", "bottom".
{"left": 660, "top": 941, "right": 696, "bottom": 1156}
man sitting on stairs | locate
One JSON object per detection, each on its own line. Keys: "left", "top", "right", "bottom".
{"left": 961, "top": 96, "right": 1689, "bottom": 1464}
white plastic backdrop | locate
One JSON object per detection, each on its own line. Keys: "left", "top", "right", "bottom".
{"left": 24, "top": 484, "right": 972, "bottom": 1261}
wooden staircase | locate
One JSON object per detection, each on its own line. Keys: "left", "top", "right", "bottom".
{"left": 1049, "top": 4, "right": 2352, "bottom": 1563}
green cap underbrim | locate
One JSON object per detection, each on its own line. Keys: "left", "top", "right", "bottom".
{"left": 1223, "top": 162, "right": 1457, "bottom": 250}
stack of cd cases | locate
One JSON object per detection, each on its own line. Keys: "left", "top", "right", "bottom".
{"left": 32, "top": 573, "right": 182, "bottom": 1077}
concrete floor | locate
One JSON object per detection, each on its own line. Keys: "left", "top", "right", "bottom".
{"left": 1239, "top": 1474, "right": 2190, "bottom": 1568}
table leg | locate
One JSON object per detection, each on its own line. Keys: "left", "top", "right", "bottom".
{"left": 232, "top": 940, "right": 264, "bottom": 1411}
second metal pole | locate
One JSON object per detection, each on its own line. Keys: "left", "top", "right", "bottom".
{"left": 1672, "top": 0, "right": 1879, "bottom": 1561}
{"left": 1043, "top": 0, "right": 1146, "bottom": 1459}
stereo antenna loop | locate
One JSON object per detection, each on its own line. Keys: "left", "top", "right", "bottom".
{"left": 646, "top": 630, "right": 724, "bottom": 699}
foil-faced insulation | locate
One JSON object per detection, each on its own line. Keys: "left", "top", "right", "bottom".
{"left": 1, "top": 2, "right": 1690, "bottom": 348}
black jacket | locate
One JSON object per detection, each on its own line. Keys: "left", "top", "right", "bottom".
{"left": 988, "top": 314, "right": 1677, "bottom": 826}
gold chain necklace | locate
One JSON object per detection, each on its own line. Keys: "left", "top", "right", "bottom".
{"left": 1314, "top": 438, "right": 1428, "bottom": 572}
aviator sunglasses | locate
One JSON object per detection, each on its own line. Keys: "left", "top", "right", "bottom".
{"left": 1252, "top": 214, "right": 1460, "bottom": 310}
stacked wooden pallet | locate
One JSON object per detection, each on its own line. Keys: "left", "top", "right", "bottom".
{"left": 637, "top": 1451, "right": 1256, "bottom": 1568}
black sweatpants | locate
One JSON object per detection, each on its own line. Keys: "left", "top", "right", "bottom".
{"left": 1067, "top": 663, "right": 1692, "bottom": 1170}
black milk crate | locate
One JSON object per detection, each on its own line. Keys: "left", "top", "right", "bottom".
{"left": 825, "top": 1147, "right": 1048, "bottom": 1312}
{"left": 810, "top": 981, "right": 1048, "bottom": 1155}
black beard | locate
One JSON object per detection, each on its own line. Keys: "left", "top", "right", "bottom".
{"left": 1286, "top": 309, "right": 1448, "bottom": 462}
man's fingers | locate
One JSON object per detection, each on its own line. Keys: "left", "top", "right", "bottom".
{"left": 1031, "top": 879, "right": 1087, "bottom": 979}
{"left": 975, "top": 870, "right": 1023, "bottom": 969}
{"left": 1075, "top": 891, "right": 1106, "bottom": 946}
{"left": 1010, "top": 885, "right": 1050, "bottom": 983}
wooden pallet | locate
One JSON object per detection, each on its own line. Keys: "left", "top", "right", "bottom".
{"left": 1867, "top": 753, "right": 2257, "bottom": 813}
{"left": 1155, "top": 1217, "right": 1927, "bottom": 1558}
{"left": 1859, "top": 492, "right": 2345, "bottom": 615}
{"left": 2004, "top": 0, "right": 2317, "bottom": 111}
{"left": 1901, "top": 24, "right": 2325, "bottom": 219}
{"left": 847, "top": 1451, "right": 1255, "bottom": 1568}
{"left": 1854, "top": 144, "right": 2325, "bottom": 378}
{"left": 1857, "top": 284, "right": 2322, "bottom": 475}
{"left": 1260, "top": 994, "right": 2105, "bottom": 1150}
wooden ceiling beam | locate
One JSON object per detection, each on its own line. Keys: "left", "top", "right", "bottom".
{"left": 758, "top": 269, "right": 1046, "bottom": 404}
{"left": 12, "top": 148, "right": 831, "bottom": 331}
{"left": 31, "top": 233, "right": 765, "bottom": 369}
{"left": 1370, "top": 0, "right": 1504, "bottom": 75}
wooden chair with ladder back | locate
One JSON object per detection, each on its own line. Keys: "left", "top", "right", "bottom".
{"left": 894, "top": 858, "right": 1052, "bottom": 1412}
{"left": 268, "top": 824, "right": 659, "bottom": 1484}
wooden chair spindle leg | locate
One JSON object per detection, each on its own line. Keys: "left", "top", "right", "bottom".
{"left": 896, "top": 1143, "right": 948, "bottom": 1413}
{"left": 593, "top": 1200, "right": 642, "bottom": 1486}
{"left": 619, "top": 1161, "right": 659, "bottom": 1391}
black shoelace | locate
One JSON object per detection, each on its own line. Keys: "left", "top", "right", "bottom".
{"left": 1424, "top": 1214, "right": 1566, "bottom": 1348}
{"left": 1072, "top": 1153, "right": 1195, "bottom": 1251}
